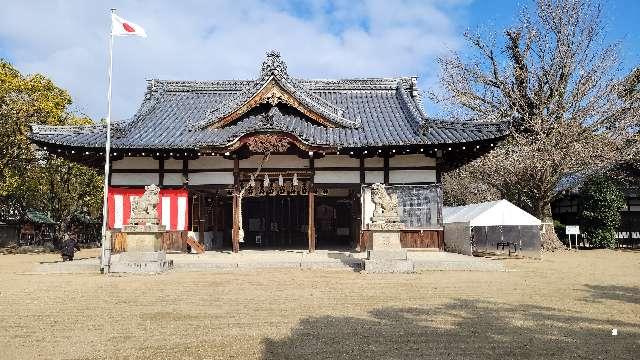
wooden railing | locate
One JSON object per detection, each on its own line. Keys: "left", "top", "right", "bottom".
{"left": 359, "top": 229, "right": 444, "bottom": 251}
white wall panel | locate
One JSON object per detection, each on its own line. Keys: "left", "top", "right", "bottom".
{"left": 389, "top": 170, "right": 436, "bottom": 184}
{"left": 364, "top": 157, "right": 384, "bottom": 167}
{"left": 111, "top": 173, "right": 159, "bottom": 186}
{"left": 188, "top": 172, "right": 234, "bottom": 185}
{"left": 163, "top": 173, "right": 184, "bottom": 186}
{"left": 390, "top": 155, "right": 435, "bottom": 167}
{"left": 112, "top": 157, "right": 158, "bottom": 169}
{"left": 177, "top": 197, "right": 187, "bottom": 230}
{"left": 361, "top": 187, "right": 374, "bottom": 226}
{"left": 164, "top": 159, "right": 183, "bottom": 169}
{"left": 189, "top": 157, "right": 233, "bottom": 169}
{"left": 365, "top": 171, "right": 384, "bottom": 184}
{"left": 113, "top": 195, "right": 124, "bottom": 229}
{"left": 314, "top": 171, "right": 360, "bottom": 183}
{"left": 315, "top": 155, "right": 359, "bottom": 168}
{"left": 161, "top": 197, "right": 171, "bottom": 229}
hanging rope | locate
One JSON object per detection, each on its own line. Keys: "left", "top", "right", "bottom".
{"left": 237, "top": 152, "right": 271, "bottom": 243}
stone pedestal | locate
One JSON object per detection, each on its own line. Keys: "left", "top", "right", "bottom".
{"left": 110, "top": 224, "right": 173, "bottom": 274}
{"left": 364, "top": 230, "right": 414, "bottom": 273}
{"left": 110, "top": 251, "right": 173, "bottom": 273}
{"left": 125, "top": 231, "right": 163, "bottom": 252}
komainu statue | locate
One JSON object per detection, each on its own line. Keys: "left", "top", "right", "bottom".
{"left": 130, "top": 184, "right": 161, "bottom": 225}
{"left": 370, "top": 183, "right": 401, "bottom": 225}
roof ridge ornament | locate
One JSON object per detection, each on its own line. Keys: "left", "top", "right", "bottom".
{"left": 261, "top": 50, "right": 288, "bottom": 78}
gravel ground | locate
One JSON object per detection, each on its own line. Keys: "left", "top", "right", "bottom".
{"left": 0, "top": 249, "right": 638, "bottom": 359}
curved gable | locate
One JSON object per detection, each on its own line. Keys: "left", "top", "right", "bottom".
{"left": 194, "top": 51, "right": 360, "bottom": 130}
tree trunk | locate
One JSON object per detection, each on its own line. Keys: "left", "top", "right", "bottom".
{"left": 539, "top": 203, "right": 565, "bottom": 252}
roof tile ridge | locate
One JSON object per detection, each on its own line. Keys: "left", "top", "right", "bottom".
{"left": 394, "top": 80, "right": 425, "bottom": 132}
{"left": 152, "top": 79, "right": 252, "bottom": 92}
{"left": 31, "top": 123, "right": 107, "bottom": 134}
{"left": 299, "top": 78, "right": 402, "bottom": 91}
{"left": 122, "top": 79, "right": 166, "bottom": 133}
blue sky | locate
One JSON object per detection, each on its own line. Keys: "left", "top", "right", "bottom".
{"left": 0, "top": 0, "right": 637, "bottom": 121}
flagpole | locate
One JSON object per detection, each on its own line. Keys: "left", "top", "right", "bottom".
{"left": 100, "top": 8, "right": 116, "bottom": 274}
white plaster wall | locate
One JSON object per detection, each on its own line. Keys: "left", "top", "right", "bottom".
{"left": 389, "top": 155, "right": 436, "bottom": 167}
{"left": 240, "top": 155, "right": 308, "bottom": 169}
{"left": 315, "top": 155, "right": 359, "bottom": 168}
{"left": 361, "top": 187, "right": 374, "bottom": 226}
{"left": 111, "top": 173, "right": 159, "bottom": 186}
{"left": 364, "top": 157, "right": 384, "bottom": 167}
{"left": 188, "top": 172, "right": 234, "bottom": 185}
{"left": 112, "top": 157, "right": 158, "bottom": 169}
{"left": 163, "top": 173, "right": 184, "bottom": 186}
{"left": 314, "top": 171, "right": 359, "bottom": 183}
{"left": 389, "top": 170, "right": 436, "bottom": 184}
{"left": 365, "top": 171, "right": 384, "bottom": 184}
{"left": 164, "top": 159, "right": 183, "bottom": 169}
{"left": 189, "top": 157, "right": 234, "bottom": 169}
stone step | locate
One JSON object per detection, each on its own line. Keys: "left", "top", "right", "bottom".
{"left": 109, "top": 259, "right": 174, "bottom": 274}
{"left": 367, "top": 249, "right": 408, "bottom": 260}
{"left": 364, "top": 259, "right": 414, "bottom": 273}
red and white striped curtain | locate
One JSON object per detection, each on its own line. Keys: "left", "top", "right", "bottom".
{"left": 108, "top": 187, "right": 189, "bottom": 230}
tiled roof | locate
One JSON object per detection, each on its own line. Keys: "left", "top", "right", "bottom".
{"left": 30, "top": 51, "right": 510, "bottom": 150}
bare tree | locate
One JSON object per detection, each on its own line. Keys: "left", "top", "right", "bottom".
{"left": 434, "top": 0, "right": 639, "bottom": 248}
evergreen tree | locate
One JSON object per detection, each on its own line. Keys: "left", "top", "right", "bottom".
{"left": 579, "top": 176, "right": 625, "bottom": 248}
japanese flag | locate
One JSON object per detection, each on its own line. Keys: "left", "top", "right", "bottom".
{"left": 111, "top": 13, "right": 147, "bottom": 37}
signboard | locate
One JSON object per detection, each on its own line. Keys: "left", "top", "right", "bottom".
{"left": 566, "top": 225, "right": 580, "bottom": 235}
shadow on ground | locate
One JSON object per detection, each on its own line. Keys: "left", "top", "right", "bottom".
{"left": 38, "top": 256, "right": 98, "bottom": 264}
{"left": 326, "top": 252, "right": 362, "bottom": 271}
{"left": 261, "top": 299, "right": 639, "bottom": 359}
{"left": 581, "top": 284, "right": 640, "bottom": 305}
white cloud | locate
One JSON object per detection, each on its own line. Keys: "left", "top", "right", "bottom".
{"left": 0, "top": 0, "right": 465, "bottom": 121}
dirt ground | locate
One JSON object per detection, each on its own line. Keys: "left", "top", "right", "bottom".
{"left": 0, "top": 249, "right": 638, "bottom": 359}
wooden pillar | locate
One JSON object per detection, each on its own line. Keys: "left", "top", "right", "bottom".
{"left": 351, "top": 188, "right": 361, "bottom": 250}
{"left": 435, "top": 149, "right": 443, "bottom": 183}
{"left": 232, "top": 192, "right": 240, "bottom": 253}
{"left": 182, "top": 159, "right": 189, "bottom": 185}
{"left": 383, "top": 155, "right": 390, "bottom": 185}
{"left": 107, "top": 158, "right": 113, "bottom": 186}
{"left": 187, "top": 191, "right": 193, "bottom": 232}
{"left": 198, "top": 192, "right": 206, "bottom": 243}
{"left": 158, "top": 158, "right": 165, "bottom": 186}
{"left": 233, "top": 156, "right": 240, "bottom": 187}
{"left": 359, "top": 157, "right": 365, "bottom": 184}
{"left": 231, "top": 156, "right": 240, "bottom": 253}
{"left": 308, "top": 155, "right": 316, "bottom": 252}
{"left": 308, "top": 190, "right": 315, "bottom": 252}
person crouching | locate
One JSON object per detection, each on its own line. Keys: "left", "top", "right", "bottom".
{"left": 61, "top": 230, "right": 81, "bottom": 262}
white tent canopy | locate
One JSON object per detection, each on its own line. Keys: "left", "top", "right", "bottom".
{"left": 443, "top": 200, "right": 541, "bottom": 227}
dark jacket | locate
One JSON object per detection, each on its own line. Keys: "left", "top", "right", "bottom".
{"left": 61, "top": 237, "right": 80, "bottom": 257}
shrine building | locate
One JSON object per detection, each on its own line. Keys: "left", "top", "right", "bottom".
{"left": 29, "top": 51, "right": 509, "bottom": 252}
